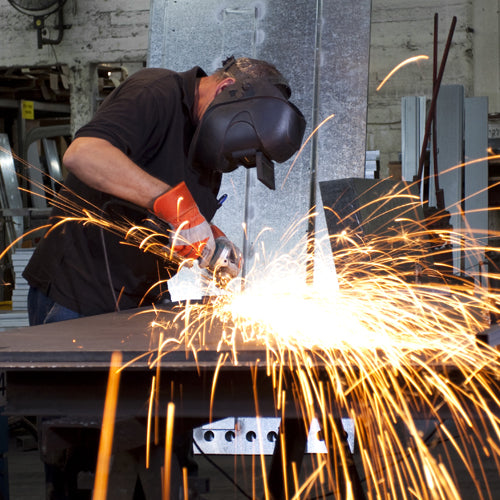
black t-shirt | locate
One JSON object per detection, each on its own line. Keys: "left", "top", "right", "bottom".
{"left": 23, "top": 66, "right": 222, "bottom": 316}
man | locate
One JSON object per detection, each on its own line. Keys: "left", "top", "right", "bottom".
{"left": 23, "top": 57, "right": 305, "bottom": 498}
{"left": 25, "top": 56, "right": 304, "bottom": 324}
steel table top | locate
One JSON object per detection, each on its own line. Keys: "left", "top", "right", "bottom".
{"left": 0, "top": 304, "right": 283, "bottom": 418}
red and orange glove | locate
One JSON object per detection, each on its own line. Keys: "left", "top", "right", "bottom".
{"left": 153, "top": 182, "right": 215, "bottom": 268}
{"left": 210, "top": 224, "right": 226, "bottom": 240}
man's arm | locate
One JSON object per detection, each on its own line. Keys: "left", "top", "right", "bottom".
{"left": 62, "top": 136, "right": 170, "bottom": 209}
{"left": 63, "top": 135, "right": 216, "bottom": 265}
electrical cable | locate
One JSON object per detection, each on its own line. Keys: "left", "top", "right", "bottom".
{"left": 99, "top": 226, "right": 119, "bottom": 311}
{"left": 192, "top": 438, "right": 253, "bottom": 500}
{"left": 98, "top": 199, "right": 154, "bottom": 312}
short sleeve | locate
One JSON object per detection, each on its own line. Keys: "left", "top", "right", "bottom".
{"left": 75, "top": 75, "right": 178, "bottom": 167}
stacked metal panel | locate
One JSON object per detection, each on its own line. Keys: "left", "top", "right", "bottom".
{"left": 365, "top": 150, "right": 380, "bottom": 179}
{"left": 0, "top": 249, "right": 31, "bottom": 331}
{"left": 401, "top": 87, "right": 489, "bottom": 280}
{"left": 11, "top": 248, "right": 32, "bottom": 311}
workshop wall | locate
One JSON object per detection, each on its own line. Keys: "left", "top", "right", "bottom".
{"left": 368, "top": 0, "right": 500, "bottom": 177}
{"left": 0, "top": 0, "right": 150, "bottom": 132}
{"left": 0, "top": 0, "right": 498, "bottom": 176}
{"left": 367, "top": 0, "right": 474, "bottom": 177}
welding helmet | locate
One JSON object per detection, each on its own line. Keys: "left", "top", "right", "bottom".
{"left": 189, "top": 58, "right": 306, "bottom": 190}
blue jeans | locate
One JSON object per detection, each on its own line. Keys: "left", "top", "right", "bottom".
{"left": 27, "top": 287, "right": 83, "bottom": 326}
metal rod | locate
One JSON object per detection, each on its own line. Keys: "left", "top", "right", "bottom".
{"left": 432, "top": 13, "right": 440, "bottom": 196}
{"left": 416, "top": 15, "right": 457, "bottom": 183}
{"left": 306, "top": 0, "right": 323, "bottom": 285}
{"left": 240, "top": 7, "right": 260, "bottom": 282}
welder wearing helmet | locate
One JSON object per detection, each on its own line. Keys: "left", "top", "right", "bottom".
{"left": 22, "top": 57, "right": 305, "bottom": 499}
{"left": 24, "top": 56, "right": 305, "bottom": 322}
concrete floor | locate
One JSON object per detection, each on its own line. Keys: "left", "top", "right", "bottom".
{"left": 4, "top": 420, "right": 500, "bottom": 499}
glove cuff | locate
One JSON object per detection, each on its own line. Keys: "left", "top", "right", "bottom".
{"left": 153, "top": 181, "right": 198, "bottom": 227}
{"left": 211, "top": 224, "right": 226, "bottom": 240}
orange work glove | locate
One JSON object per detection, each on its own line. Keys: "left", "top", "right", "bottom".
{"left": 153, "top": 182, "right": 215, "bottom": 267}
{"left": 210, "top": 224, "right": 226, "bottom": 240}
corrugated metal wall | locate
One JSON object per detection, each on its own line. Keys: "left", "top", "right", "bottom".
{"left": 148, "top": 0, "right": 371, "bottom": 290}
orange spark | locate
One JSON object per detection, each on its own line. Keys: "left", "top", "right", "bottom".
{"left": 4, "top": 143, "right": 500, "bottom": 497}
{"left": 92, "top": 351, "right": 122, "bottom": 500}
{"left": 377, "top": 55, "right": 430, "bottom": 91}
{"left": 146, "top": 375, "right": 156, "bottom": 469}
{"left": 163, "top": 402, "right": 176, "bottom": 500}
{"left": 182, "top": 467, "right": 189, "bottom": 500}
{"left": 281, "top": 113, "right": 336, "bottom": 189}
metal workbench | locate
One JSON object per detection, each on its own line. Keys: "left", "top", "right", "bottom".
{"left": 0, "top": 301, "right": 498, "bottom": 419}
{"left": 0, "top": 304, "right": 285, "bottom": 419}
{"left": 0, "top": 302, "right": 498, "bottom": 500}
{"left": 0, "top": 303, "right": 370, "bottom": 499}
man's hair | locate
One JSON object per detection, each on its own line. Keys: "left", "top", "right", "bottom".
{"left": 213, "top": 56, "right": 291, "bottom": 98}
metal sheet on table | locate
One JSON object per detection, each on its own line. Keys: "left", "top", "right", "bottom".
{"left": 0, "top": 303, "right": 498, "bottom": 420}
{"left": 0, "top": 304, "right": 270, "bottom": 369}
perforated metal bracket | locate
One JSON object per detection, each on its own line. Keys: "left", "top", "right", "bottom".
{"left": 193, "top": 417, "right": 355, "bottom": 455}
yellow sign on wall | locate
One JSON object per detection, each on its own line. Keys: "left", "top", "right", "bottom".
{"left": 21, "top": 100, "right": 35, "bottom": 120}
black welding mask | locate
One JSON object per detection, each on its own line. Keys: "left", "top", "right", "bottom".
{"left": 189, "top": 66, "right": 306, "bottom": 190}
